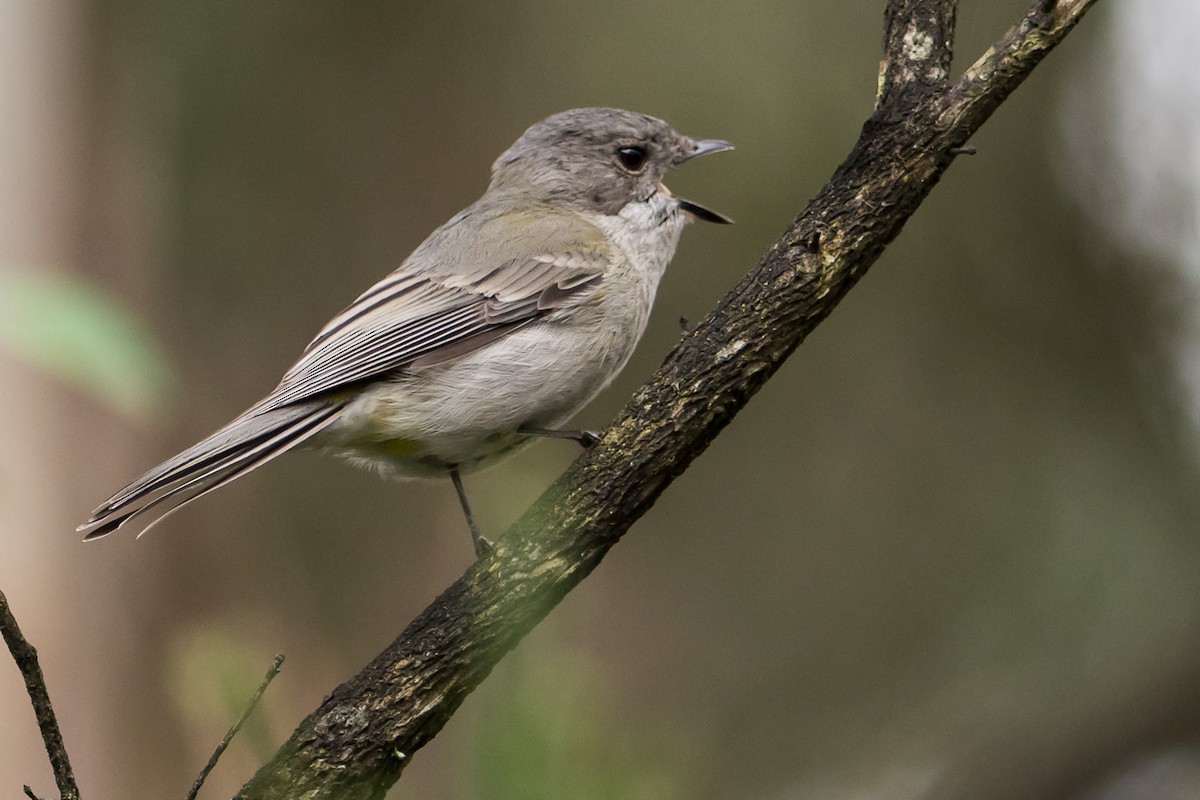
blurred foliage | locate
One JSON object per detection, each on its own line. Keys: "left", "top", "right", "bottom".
{"left": 164, "top": 623, "right": 277, "bottom": 765}
{"left": 470, "top": 650, "right": 685, "bottom": 800}
{"left": 0, "top": 267, "right": 173, "bottom": 419}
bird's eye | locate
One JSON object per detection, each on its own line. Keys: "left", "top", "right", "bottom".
{"left": 616, "top": 146, "right": 647, "bottom": 171}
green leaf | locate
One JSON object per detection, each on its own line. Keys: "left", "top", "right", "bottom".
{"left": 0, "top": 267, "right": 174, "bottom": 418}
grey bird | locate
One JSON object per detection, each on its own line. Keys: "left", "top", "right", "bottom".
{"left": 78, "top": 107, "right": 732, "bottom": 556}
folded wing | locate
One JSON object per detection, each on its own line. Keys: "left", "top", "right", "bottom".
{"left": 79, "top": 206, "right": 609, "bottom": 538}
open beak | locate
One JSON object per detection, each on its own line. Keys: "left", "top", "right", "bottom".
{"left": 676, "top": 138, "right": 735, "bottom": 163}
{"left": 677, "top": 198, "right": 734, "bottom": 224}
{"left": 673, "top": 138, "right": 734, "bottom": 224}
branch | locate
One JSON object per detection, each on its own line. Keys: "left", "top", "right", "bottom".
{"left": 0, "top": 590, "right": 80, "bottom": 800}
{"left": 878, "top": 0, "right": 957, "bottom": 107}
{"left": 237, "top": 1, "right": 1099, "bottom": 797}
{"left": 186, "top": 654, "right": 285, "bottom": 800}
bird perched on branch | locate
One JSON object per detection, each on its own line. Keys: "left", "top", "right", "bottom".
{"left": 79, "top": 107, "right": 732, "bottom": 556}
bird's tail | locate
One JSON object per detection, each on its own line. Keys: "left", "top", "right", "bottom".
{"left": 78, "top": 401, "right": 344, "bottom": 540}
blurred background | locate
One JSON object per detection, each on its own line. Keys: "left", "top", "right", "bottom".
{"left": 2, "top": 1, "right": 1198, "bottom": 798}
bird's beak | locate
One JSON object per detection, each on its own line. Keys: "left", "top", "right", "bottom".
{"left": 672, "top": 138, "right": 735, "bottom": 224}
{"left": 676, "top": 138, "right": 735, "bottom": 163}
{"left": 677, "top": 198, "right": 734, "bottom": 224}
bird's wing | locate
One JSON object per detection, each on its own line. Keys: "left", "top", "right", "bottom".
{"left": 253, "top": 209, "right": 609, "bottom": 413}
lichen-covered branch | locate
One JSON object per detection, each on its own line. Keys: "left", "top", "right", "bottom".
{"left": 878, "top": 0, "right": 957, "bottom": 107}
{"left": 954, "top": 0, "right": 1096, "bottom": 126}
{"left": 236, "top": 1, "right": 1099, "bottom": 797}
{"left": 0, "top": 590, "right": 80, "bottom": 800}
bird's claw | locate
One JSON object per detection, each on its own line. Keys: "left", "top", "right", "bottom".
{"left": 577, "top": 430, "right": 602, "bottom": 448}
{"left": 473, "top": 535, "right": 495, "bottom": 558}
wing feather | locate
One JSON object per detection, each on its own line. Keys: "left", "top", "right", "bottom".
{"left": 252, "top": 207, "right": 610, "bottom": 413}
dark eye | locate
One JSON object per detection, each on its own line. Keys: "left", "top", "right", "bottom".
{"left": 616, "top": 146, "right": 647, "bottom": 171}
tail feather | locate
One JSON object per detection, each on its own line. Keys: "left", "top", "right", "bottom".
{"left": 79, "top": 402, "right": 343, "bottom": 539}
{"left": 97, "top": 403, "right": 323, "bottom": 513}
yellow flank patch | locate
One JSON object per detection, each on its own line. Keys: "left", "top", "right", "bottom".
{"left": 379, "top": 437, "right": 422, "bottom": 457}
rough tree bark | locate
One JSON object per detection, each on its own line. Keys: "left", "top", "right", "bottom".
{"left": 235, "top": 1, "right": 1099, "bottom": 797}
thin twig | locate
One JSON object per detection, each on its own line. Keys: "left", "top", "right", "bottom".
{"left": 185, "top": 654, "right": 285, "bottom": 800}
{"left": 24, "top": 786, "right": 43, "bottom": 800}
{"left": 0, "top": 589, "right": 80, "bottom": 800}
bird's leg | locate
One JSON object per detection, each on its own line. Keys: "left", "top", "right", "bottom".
{"left": 450, "top": 467, "right": 492, "bottom": 557}
{"left": 519, "top": 426, "right": 602, "bottom": 448}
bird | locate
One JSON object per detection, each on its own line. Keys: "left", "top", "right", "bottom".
{"left": 78, "top": 107, "right": 732, "bottom": 556}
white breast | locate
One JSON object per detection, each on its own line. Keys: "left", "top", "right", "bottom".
{"left": 323, "top": 195, "right": 688, "bottom": 475}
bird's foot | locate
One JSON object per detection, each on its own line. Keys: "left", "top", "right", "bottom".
{"left": 520, "top": 426, "right": 603, "bottom": 449}
{"left": 473, "top": 533, "right": 495, "bottom": 559}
